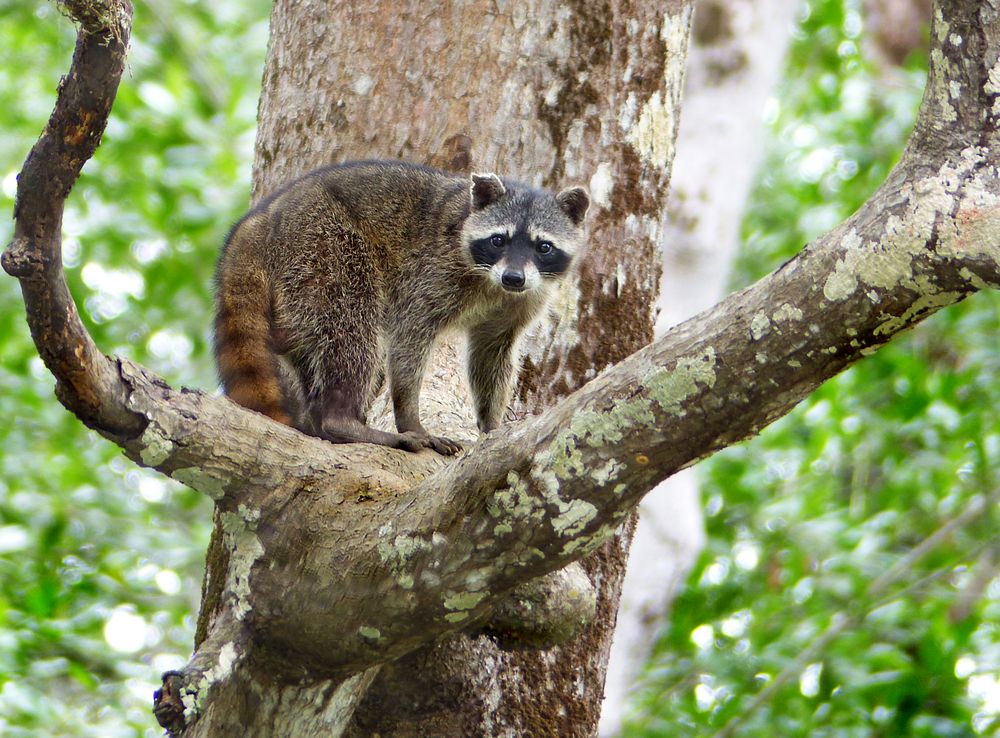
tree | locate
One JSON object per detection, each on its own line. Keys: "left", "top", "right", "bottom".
{"left": 3, "top": 1, "right": 998, "bottom": 736}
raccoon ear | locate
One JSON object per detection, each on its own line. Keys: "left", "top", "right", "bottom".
{"left": 470, "top": 173, "right": 506, "bottom": 210}
{"left": 556, "top": 186, "right": 590, "bottom": 225}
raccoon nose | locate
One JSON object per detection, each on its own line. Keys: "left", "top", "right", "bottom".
{"left": 501, "top": 270, "right": 526, "bottom": 290}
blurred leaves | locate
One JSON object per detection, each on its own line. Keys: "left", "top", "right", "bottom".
{"left": 624, "top": 0, "right": 1000, "bottom": 736}
{"left": 0, "top": 1, "right": 270, "bottom": 735}
{"left": 3, "top": 1, "right": 999, "bottom": 737}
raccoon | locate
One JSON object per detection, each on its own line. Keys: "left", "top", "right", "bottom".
{"left": 214, "top": 160, "right": 589, "bottom": 454}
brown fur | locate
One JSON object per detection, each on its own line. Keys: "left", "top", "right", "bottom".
{"left": 214, "top": 160, "right": 588, "bottom": 454}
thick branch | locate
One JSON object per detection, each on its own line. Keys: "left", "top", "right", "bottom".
{"left": 114, "top": 358, "right": 443, "bottom": 504}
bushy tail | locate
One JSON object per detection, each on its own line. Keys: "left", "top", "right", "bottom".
{"left": 214, "top": 221, "right": 292, "bottom": 427}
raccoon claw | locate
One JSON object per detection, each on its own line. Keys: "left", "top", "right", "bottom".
{"left": 397, "top": 431, "right": 463, "bottom": 455}
{"left": 428, "top": 435, "right": 463, "bottom": 455}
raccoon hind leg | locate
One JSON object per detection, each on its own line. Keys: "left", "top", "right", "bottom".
{"left": 305, "top": 353, "right": 449, "bottom": 453}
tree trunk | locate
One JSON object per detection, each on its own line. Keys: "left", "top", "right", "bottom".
{"left": 236, "top": 1, "right": 692, "bottom": 735}
{"left": 600, "top": 0, "right": 799, "bottom": 732}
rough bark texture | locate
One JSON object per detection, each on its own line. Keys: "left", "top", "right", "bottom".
{"left": 601, "top": 0, "right": 799, "bottom": 732}
{"left": 3, "top": 1, "right": 1000, "bottom": 737}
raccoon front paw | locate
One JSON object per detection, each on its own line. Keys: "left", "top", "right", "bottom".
{"left": 397, "top": 431, "right": 463, "bottom": 456}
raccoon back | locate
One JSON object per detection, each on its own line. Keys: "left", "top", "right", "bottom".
{"left": 213, "top": 161, "right": 472, "bottom": 426}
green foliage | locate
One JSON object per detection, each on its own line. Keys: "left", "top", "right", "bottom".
{"left": 624, "top": 1, "right": 1000, "bottom": 736}
{"left": 3, "top": 1, "right": 998, "bottom": 736}
{"left": 0, "top": 1, "right": 270, "bottom": 735}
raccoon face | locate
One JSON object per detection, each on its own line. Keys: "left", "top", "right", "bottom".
{"left": 462, "top": 173, "right": 589, "bottom": 294}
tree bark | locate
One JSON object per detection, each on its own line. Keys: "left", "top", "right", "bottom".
{"left": 3, "top": 1, "right": 999, "bottom": 737}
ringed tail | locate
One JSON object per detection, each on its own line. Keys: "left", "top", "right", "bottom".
{"left": 213, "top": 219, "right": 292, "bottom": 427}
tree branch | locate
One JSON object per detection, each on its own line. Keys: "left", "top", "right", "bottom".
{"left": 2, "top": 0, "right": 139, "bottom": 436}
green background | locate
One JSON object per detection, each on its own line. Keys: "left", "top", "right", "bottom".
{"left": 0, "top": 2, "right": 269, "bottom": 735}
{"left": 0, "top": 1, "right": 997, "bottom": 736}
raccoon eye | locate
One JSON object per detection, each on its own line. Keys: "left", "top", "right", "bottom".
{"left": 537, "top": 241, "right": 553, "bottom": 255}
{"left": 490, "top": 234, "right": 505, "bottom": 248}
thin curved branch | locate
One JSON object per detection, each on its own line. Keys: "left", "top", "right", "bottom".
{"left": 2, "top": 0, "right": 140, "bottom": 436}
